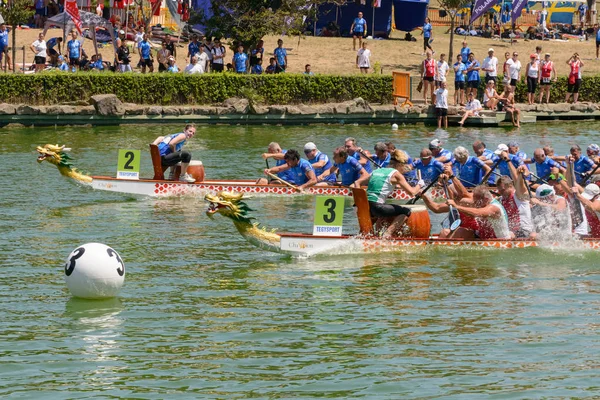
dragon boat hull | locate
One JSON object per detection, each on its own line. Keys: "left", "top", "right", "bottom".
{"left": 90, "top": 176, "right": 444, "bottom": 199}
{"left": 279, "top": 234, "right": 600, "bottom": 256}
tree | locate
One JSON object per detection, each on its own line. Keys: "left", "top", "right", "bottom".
{"left": 0, "top": 0, "right": 35, "bottom": 72}
{"left": 438, "top": 0, "right": 471, "bottom": 62}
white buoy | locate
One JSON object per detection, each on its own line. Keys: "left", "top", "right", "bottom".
{"left": 391, "top": 123, "right": 399, "bottom": 131}
{"left": 64, "top": 243, "right": 125, "bottom": 299}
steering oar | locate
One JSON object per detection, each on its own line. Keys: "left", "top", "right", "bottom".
{"left": 265, "top": 171, "right": 304, "bottom": 193}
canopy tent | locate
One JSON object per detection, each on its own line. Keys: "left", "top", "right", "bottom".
{"left": 43, "top": 11, "right": 117, "bottom": 57}
{"left": 312, "top": 0, "right": 394, "bottom": 38}
{"left": 492, "top": 0, "right": 586, "bottom": 25}
{"left": 393, "top": 0, "right": 429, "bottom": 32}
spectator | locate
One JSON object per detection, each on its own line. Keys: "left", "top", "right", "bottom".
{"left": 350, "top": 11, "right": 367, "bottom": 50}
{"left": 525, "top": 53, "right": 539, "bottom": 105}
{"left": 197, "top": 43, "right": 209, "bottom": 73}
{"left": 483, "top": 80, "right": 499, "bottom": 110}
{"left": 34, "top": 0, "right": 47, "bottom": 28}
{"left": 134, "top": 29, "right": 144, "bottom": 56}
{"left": 458, "top": 92, "right": 482, "bottom": 126}
{"left": 534, "top": 45, "right": 542, "bottom": 62}
{"left": 578, "top": 2, "right": 587, "bottom": 28}
{"left": 167, "top": 56, "right": 179, "bottom": 73}
{"left": 232, "top": 45, "right": 248, "bottom": 73}
{"left": 465, "top": 52, "right": 480, "bottom": 98}
{"left": 57, "top": 55, "right": 68, "bottom": 71}
{"left": 165, "top": 33, "right": 176, "bottom": 58}
{"left": 211, "top": 38, "right": 226, "bottom": 72}
{"left": 435, "top": 53, "right": 449, "bottom": 90}
{"left": 434, "top": 81, "right": 448, "bottom": 129}
{"left": 67, "top": 31, "right": 85, "bottom": 72}
{"left": 274, "top": 39, "right": 287, "bottom": 73}
{"left": 116, "top": 38, "right": 132, "bottom": 72}
{"left": 460, "top": 41, "right": 470, "bottom": 63}
{"left": 503, "top": 92, "right": 521, "bottom": 127}
{"left": 187, "top": 35, "right": 200, "bottom": 61}
{"left": 184, "top": 55, "right": 201, "bottom": 74}
{"left": 481, "top": 48, "right": 498, "bottom": 83}
{"left": 565, "top": 53, "right": 583, "bottom": 103}
{"left": 506, "top": 52, "right": 521, "bottom": 93}
{"left": 202, "top": 36, "right": 213, "bottom": 71}
{"left": 304, "top": 64, "right": 314, "bottom": 76}
{"left": 502, "top": 51, "right": 511, "bottom": 89}
{"left": 539, "top": 53, "right": 556, "bottom": 103}
{"left": 30, "top": 32, "right": 47, "bottom": 73}
{"left": 540, "top": 6, "right": 549, "bottom": 35}
{"left": 46, "top": 36, "right": 62, "bottom": 66}
{"left": 157, "top": 41, "right": 170, "bottom": 72}
{"left": 421, "top": 51, "right": 436, "bottom": 104}
{"left": 421, "top": 17, "right": 433, "bottom": 55}
{"left": 594, "top": 24, "right": 600, "bottom": 60}
{"left": 265, "top": 57, "right": 277, "bottom": 74}
{"left": 139, "top": 33, "right": 154, "bottom": 73}
{"left": 356, "top": 41, "right": 371, "bottom": 74}
{"left": 251, "top": 58, "right": 263, "bottom": 74}
{"left": 250, "top": 39, "right": 264, "bottom": 67}
{"left": 453, "top": 54, "right": 466, "bottom": 106}
{"left": 0, "top": 23, "right": 11, "bottom": 71}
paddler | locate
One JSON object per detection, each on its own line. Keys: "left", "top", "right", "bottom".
{"left": 354, "top": 149, "right": 425, "bottom": 238}
{"left": 303, "top": 142, "right": 336, "bottom": 184}
{"left": 586, "top": 144, "right": 600, "bottom": 164}
{"left": 547, "top": 172, "right": 588, "bottom": 236}
{"left": 372, "top": 142, "right": 391, "bottom": 167}
{"left": 317, "top": 146, "right": 369, "bottom": 187}
{"left": 263, "top": 149, "right": 317, "bottom": 191}
{"left": 257, "top": 142, "right": 293, "bottom": 185}
{"left": 530, "top": 184, "right": 572, "bottom": 236}
{"left": 530, "top": 148, "right": 566, "bottom": 188}
{"left": 572, "top": 183, "right": 600, "bottom": 237}
{"left": 344, "top": 137, "right": 373, "bottom": 173}
{"left": 152, "top": 124, "right": 197, "bottom": 183}
{"left": 552, "top": 145, "right": 597, "bottom": 184}
{"left": 451, "top": 146, "right": 491, "bottom": 187}
{"left": 412, "top": 148, "right": 445, "bottom": 185}
{"left": 428, "top": 139, "right": 453, "bottom": 164}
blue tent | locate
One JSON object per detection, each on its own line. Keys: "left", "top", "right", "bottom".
{"left": 393, "top": 0, "right": 429, "bottom": 32}
{"left": 313, "top": 0, "right": 393, "bottom": 37}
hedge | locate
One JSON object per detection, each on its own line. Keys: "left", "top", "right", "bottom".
{"left": 0, "top": 72, "right": 598, "bottom": 106}
{"left": 0, "top": 72, "right": 393, "bottom": 105}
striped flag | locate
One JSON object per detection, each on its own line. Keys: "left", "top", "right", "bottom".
{"left": 373, "top": 0, "right": 381, "bottom": 8}
{"left": 65, "top": 0, "right": 83, "bottom": 34}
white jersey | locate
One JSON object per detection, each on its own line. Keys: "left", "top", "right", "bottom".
{"left": 434, "top": 88, "right": 448, "bottom": 108}
{"left": 436, "top": 61, "right": 449, "bottom": 81}
{"left": 483, "top": 88, "right": 496, "bottom": 103}
{"left": 506, "top": 58, "right": 521, "bottom": 80}
{"left": 568, "top": 194, "right": 589, "bottom": 236}
{"left": 489, "top": 199, "right": 512, "bottom": 239}
{"left": 482, "top": 56, "right": 498, "bottom": 77}
{"left": 527, "top": 62, "right": 539, "bottom": 78}
{"left": 357, "top": 48, "right": 371, "bottom": 68}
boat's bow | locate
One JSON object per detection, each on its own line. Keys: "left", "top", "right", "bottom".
{"left": 205, "top": 191, "right": 281, "bottom": 253}
{"left": 36, "top": 144, "right": 93, "bottom": 184}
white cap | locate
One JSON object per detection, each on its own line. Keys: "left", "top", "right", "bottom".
{"left": 488, "top": 48, "right": 494, "bottom": 52}
{"left": 119, "top": 30, "right": 125, "bottom": 35}
{"left": 429, "top": 139, "right": 442, "bottom": 149}
{"left": 304, "top": 142, "right": 317, "bottom": 151}
{"left": 494, "top": 144, "right": 508, "bottom": 155}
{"left": 535, "top": 184, "right": 555, "bottom": 199}
{"left": 582, "top": 184, "right": 600, "bottom": 200}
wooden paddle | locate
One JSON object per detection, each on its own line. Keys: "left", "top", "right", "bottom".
{"left": 481, "top": 158, "right": 501, "bottom": 183}
{"left": 442, "top": 181, "right": 461, "bottom": 232}
{"left": 358, "top": 150, "right": 382, "bottom": 169}
{"left": 567, "top": 160, "right": 584, "bottom": 227}
{"left": 583, "top": 163, "right": 600, "bottom": 185}
{"left": 407, "top": 177, "right": 438, "bottom": 205}
{"left": 265, "top": 171, "right": 303, "bottom": 192}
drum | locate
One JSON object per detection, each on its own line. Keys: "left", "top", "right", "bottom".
{"left": 403, "top": 204, "right": 431, "bottom": 238}
{"left": 186, "top": 160, "right": 205, "bottom": 182}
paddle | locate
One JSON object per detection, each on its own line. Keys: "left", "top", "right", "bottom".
{"left": 528, "top": 171, "right": 549, "bottom": 185}
{"left": 481, "top": 158, "right": 501, "bottom": 183}
{"left": 358, "top": 149, "right": 382, "bottom": 169}
{"left": 442, "top": 181, "right": 461, "bottom": 231}
{"left": 567, "top": 160, "right": 584, "bottom": 227}
{"left": 407, "top": 177, "right": 438, "bottom": 205}
{"left": 265, "top": 171, "right": 303, "bottom": 192}
{"left": 522, "top": 172, "right": 533, "bottom": 198}
{"left": 583, "top": 163, "right": 600, "bottom": 185}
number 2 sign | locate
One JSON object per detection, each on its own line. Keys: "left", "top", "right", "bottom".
{"left": 117, "top": 149, "right": 141, "bottom": 180}
{"left": 313, "top": 196, "right": 345, "bottom": 236}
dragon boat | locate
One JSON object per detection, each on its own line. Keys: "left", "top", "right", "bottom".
{"left": 36, "top": 143, "right": 443, "bottom": 199}
{"left": 205, "top": 190, "right": 600, "bottom": 257}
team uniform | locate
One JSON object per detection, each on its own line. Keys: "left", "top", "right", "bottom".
{"left": 275, "top": 150, "right": 294, "bottom": 183}
{"left": 352, "top": 17, "right": 367, "bottom": 38}
{"left": 474, "top": 199, "right": 511, "bottom": 239}
{"left": 287, "top": 159, "right": 314, "bottom": 185}
{"left": 534, "top": 157, "right": 562, "bottom": 181}
{"left": 274, "top": 47, "right": 287, "bottom": 72}
{"left": 454, "top": 62, "right": 466, "bottom": 91}
{"left": 423, "top": 58, "right": 435, "bottom": 82}
{"left": 493, "top": 153, "right": 525, "bottom": 179}
{"left": 452, "top": 156, "right": 486, "bottom": 187}
{"left": 139, "top": 40, "right": 153, "bottom": 68}
{"left": 466, "top": 59, "right": 480, "bottom": 89}
{"left": 573, "top": 156, "right": 595, "bottom": 184}
{"left": 372, "top": 152, "right": 391, "bottom": 168}
{"left": 308, "top": 151, "right": 336, "bottom": 183}
{"left": 351, "top": 152, "right": 372, "bottom": 174}
{"left": 335, "top": 157, "right": 364, "bottom": 186}
{"left": 367, "top": 168, "right": 411, "bottom": 218}
{"left": 500, "top": 192, "right": 534, "bottom": 238}
{"left": 233, "top": 52, "right": 248, "bottom": 73}
{"left": 158, "top": 133, "right": 191, "bottom": 167}
{"left": 412, "top": 158, "right": 445, "bottom": 185}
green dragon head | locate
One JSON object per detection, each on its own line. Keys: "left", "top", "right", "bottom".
{"left": 205, "top": 191, "right": 255, "bottom": 223}
{"left": 36, "top": 144, "right": 74, "bottom": 168}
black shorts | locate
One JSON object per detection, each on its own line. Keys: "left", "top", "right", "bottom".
{"left": 526, "top": 76, "right": 537, "bottom": 93}
{"left": 485, "top": 75, "right": 497, "bottom": 83}
{"left": 568, "top": 79, "right": 582, "bottom": 93}
{"left": 142, "top": 58, "right": 154, "bottom": 68}
{"left": 596, "top": 41, "right": 600, "bottom": 49}
{"left": 423, "top": 76, "right": 434, "bottom": 82}
{"left": 369, "top": 201, "right": 412, "bottom": 218}
{"left": 212, "top": 63, "right": 224, "bottom": 72}
{"left": 467, "top": 80, "right": 479, "bottom": 88}
{"left": 455, "top": 81, "right": 465, "bottom": 90}
{"left": 510, "top": 78, "right": 518, "bottom": 86}
{"left": 436, "top": 107, "right": 448, "bottom": 117}
{"left": 161, "top": 150, "right": 191, "bottom": 167}
{"left": 540, "top": 77, "right": 552, "bottom": 86}
{"left": 69, "top": 57, "right": 79, "bottom": 66}
{"left": 353, "top": 31, "right": 365, "bottom": 38}
{"left": 48, "top": 48, "right": 58, "bottom": 57}
{"left": 34, "top": 56, "right": 46, "bottom": 65}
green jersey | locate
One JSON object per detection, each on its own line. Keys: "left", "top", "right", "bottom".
{"left": 367, "top": 168, "right": 397, "bottom": 203}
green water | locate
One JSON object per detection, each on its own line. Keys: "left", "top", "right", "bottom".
{"left": 1, "top": 123, "right": 600, "bottom": 398}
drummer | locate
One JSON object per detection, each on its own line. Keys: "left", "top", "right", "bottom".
{"left": 152, "top": 124, "right": 196, "bottom": 183}
{"left": 354, "top": 149, "right": 425, "bottom": 238}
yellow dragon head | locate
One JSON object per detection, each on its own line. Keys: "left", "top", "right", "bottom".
{"left": 36, "top": 144, "right": 92, "bottom": 183}
{"left": 205, "top": 191, "right": 254, "bottom": 223}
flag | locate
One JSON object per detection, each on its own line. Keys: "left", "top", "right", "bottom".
{"left": 511, "top": 0, "right": 527, "bottom": 23}
{"left": 373, "top": 0, "right": 382, "bottom": 7}
{"left": 470, "top": 0, "right": 496, "bottom": 23}
{"left": 65, "top": 0, "right": 83, "bottom": 34}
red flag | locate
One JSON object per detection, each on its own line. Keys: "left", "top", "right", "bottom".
{"left": 151, "top": 0, "right": 161, "bottom": 16}
{"left": 65, "top": 0, "right": 83, "bottom": 34}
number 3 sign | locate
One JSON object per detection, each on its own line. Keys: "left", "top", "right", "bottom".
{"left": 313, "top": 196, "right": 345, "bottom": 236}
{"left": 117, "top": 149, "right": 141, "bottom": 180}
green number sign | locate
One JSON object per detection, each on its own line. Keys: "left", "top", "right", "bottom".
{"left": 313, "top": 196, "right": 345, "bottom": 236}
{"left": 117, "top": 149, "right": 141, "bottom": 180}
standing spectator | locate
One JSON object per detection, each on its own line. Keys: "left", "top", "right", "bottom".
{"left": 0, "top": 23, "right": 11, "bottom": 71}
{"left": 157, "top": 41, "right": 170, "bottom": 72}
{"left": 422, "top": 51, "right": 436, "bottom": 104}
{"left": 578, "top": 2, "right": 587, "bottom": 28}
{"left": 506, "top": 52, "right": 521, "bottom": 93}
{"left": 453, "top": 54, "right": 467, "bottom": 106}
{"left": 134, "top": 29, "right": 143, "bottom": 55}
{"left": 232, "top": 45, "right": 248, "bottom": 73}
{"left": 534, "top": 45, "right": 542, "bottom": 62}
{"left": 540, "top": 7, "right": 549, "bottom": 35}
{"left": 525, "top": 53, "right": 539, "bottom": 105}
{"left": 350, "top": 11, "right": 367, "bottom": 50}
{"left": 187, "top": 35, "right": 200, "bottom": 62}
{"left": 274, "top": 39, "right": 287, "bottom": 73}
{"left": 538, "top": 53, "right": 556, "bottom": 103}
{"left": 595, "top": 24, "right": 600, "bottom": 60}
{"left": 458, "top": 92, "right": 483, "bottom": 126}
{"left": 197, "top": 43, "right": 209, "bottom": 73}
{"left": 481, "top": 48, "right": 498, "bottom": 83}
{"left": 356, "top": 41, "right": 371, "bottom": 74}
{"left": 46, "top": 36, "right": 62, "bottom": 66}
{"left": 502, "top": 51, "right": 511, "bottom": 89}
{"left": 421, "top": 17, "right": 433, "bottom": 55}
{"left": 34, "top": 0, "right": 47, "bottom": 28}
{"left": 460, "top": 41, "right": 470, "bottom": 63}
{"left": 67, "top": 31, "right": 85, "bottom": 72}
{"left": 30, "top": 32, "right": 47, "bottom": 73}
{"left": 565, "top": 53, "right": 583, "bottom": 104}
{"left": 202, "top": 36, "right": 213, "bottom": 71}
{"left": 165, "top": 34, "right": 176, "bottom": 58}
{"left": 465, "top": 52, "right": 481, "bottom": 98}
{"left": 251, "top": 58, "right": 263, "bottom": 74}
{"left": 435, "top": 53, "right": 449, "bottom": 90}
{"left": 434, "top": 81, "right": 448, "bottom": 129}
{"left": 139, "top": 33, "right": 154, "bottom": 73}
{"left": 265, "top": 57, "right": 277, "bottom": 74}
{"left": 211, "top": 38, "right": 226, "bottom": 72}
{"left": 116, "top": 38, "right": 132, "bottom": 72}
{"left": 250, "top": 39, "right": 264, "bottom": 67}
{"left": 304, "top": 64, "right": 314, "bottom": 76}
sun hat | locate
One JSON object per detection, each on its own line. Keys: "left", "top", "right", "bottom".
{"left": 587, "top": 144, "right": 600, "bottom": 153}
{"left": 488, "top": 48, "right": 494, "bottom": 52}
{"left": 536, "top": 184, "right": 555, "bottom": 198}
{"left": 582, "top": 184, "right": 600, "bottom": 200}
{"left": 429, "top": 139, "right": 442, "bottom": 150}
{"left": 494, "top": 144, "right": 509, "bottom": 155}
{"left": 530, "top": 53, "right": 537, "bottom": 58}
{"left": 304, "top": 142, "right": 317, "bottom": 151}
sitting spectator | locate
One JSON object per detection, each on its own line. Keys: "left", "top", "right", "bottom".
{"left": 251, "top": 58, "right": 263, "bottom": 74}
{"left": 483, "top": 80, "right": 500, "bottom": 109}
{"left": 458, "top": 92, "right": 483, "bottom": 126}
{"left": 184, "top": 55, "right": 203, "bottom": 74}
{"left": 89, "top": 54, "right": 105, "bottom": 71}
{"left": 57, "top": 55, "right": 69, "bottom": 71}
{"left": 265, "top": 57, "right": 277, "bottom": 74}
{"left": 304, "top": 64, "right": 314, "bottom": 76}
{"left": 167, "top": 56, "right": 179, "bottom": 73}
{"left": 503, "top": 92, "right": 521, "bottom": 127}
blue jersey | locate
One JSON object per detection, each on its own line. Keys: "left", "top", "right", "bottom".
{"left": 251, "top": 64, "right": 263, "bottom": 74}
{"left": 423, "top": 23, "right": 432, "bottom": 38}
{"left": 47, "top": 37, "right": 59, "bottom": 49}
{"left": 534, "top": 157, "right": 561, "bottom": 180}
{"left": 413, "top": 159, "right": 445, "bottom": 185}
{"left": 466, "top": 60, "right": 480, "bottom": 82}
{"left": 288, "top": 159, "right": 314, "bottom": 185}
{"left": 351, "top": 152, "right": 372, "bottom": 174}
{"left": 403, "top": 153, "right": 418, "bottom": 184}
{"left": 233, "top": 52, "right": 248, "bottom": 73}
{"left": 58, "top": 62, "right": 69, "bottom": 71}
{"left": 353, "top": 17, "right": 367, "bottom": 33}
{"left": 596, "top": 29, "right": 600, "bottom": 42}
{"left": 158, "top": 133, "right": 185, "bottom": 156}
{"left": 454, "top": 62, "right": 466, "bottom": 82}
{"left": 453, "top": 156, "right": 486, "bottom": 187}
{"left": 574, "top": 156, "right": 595, "bottom": 184}
{"left": 188, "top": 42, "right": 200, "bottom": 57}
{"left": 140, "top": 41, "right": 152, "bottom": 59}
{"left": 436, "top": 148, "right": 453, "bottom": 163}
{"left": 168, "top": 65, "right": 179, "bottom": 73}
{"left": 492, "top": 153, "right": 524, "bottom": 178}
{"left": 460, "top": 47, "right": 471, "bottom": 63}
{"left": 0, "top": 29, "right": 8, "bottom": 50}
{"left": 93, "top": 59, "right": 104, "bottom": 70}
{"left": 67, "top": 39, "right": 81, "bottom": 59}
{"left": 274, "top": 47, "right": 287, "bottom": 66}
{"left": 309, "top": 151, "right": 335, "bottom": 182}
{"left": 335, "top": 157, "right": 364, "bottom": 186}
{"left": 372, "top": 152, "right": 391, "bottom": 168}
{"left": 481, "top": 149, "right": 496, "bottom": 184}
{"left": 276, "top": 149, "right": 294, "bottom": 182}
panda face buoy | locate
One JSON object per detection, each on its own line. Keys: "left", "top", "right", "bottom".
{"left": 64, "top": 243, "right": 125, "bottom": 299}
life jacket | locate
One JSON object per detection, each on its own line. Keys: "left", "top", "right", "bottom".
{"left": 541, "top": 61, "right": 553, "bottom": 78}
{"left": 424, "top": 59, "right": 435, "bottom": 77}
{"left": 501, "top": 193, "right": 520, "bottom": 234}
{"left": 458, "top": 211, "right": 479, "bottom": 232}
{"left": 585, "top": 209, "right": 600, "bottom": 237}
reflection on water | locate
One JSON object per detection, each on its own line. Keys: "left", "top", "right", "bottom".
{"left": 1, "top": 124, "right": 600, "bottom": 398}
